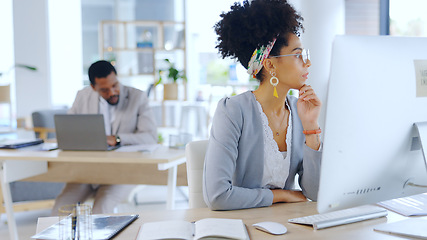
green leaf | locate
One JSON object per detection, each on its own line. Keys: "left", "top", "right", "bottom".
{"left": 15, "top": 64, "right": 37, "bottom": 71}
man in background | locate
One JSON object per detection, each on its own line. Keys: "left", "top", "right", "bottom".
{"left": 51, "top": 60, "right": 157, "bottom": 214}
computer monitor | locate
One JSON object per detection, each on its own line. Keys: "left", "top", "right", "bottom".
{"left": 317, "top": 35, "right": 427, "bottom": 213}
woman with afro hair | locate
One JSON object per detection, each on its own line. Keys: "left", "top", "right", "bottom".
{"left": 203, "top": 0, "right": 322, "bottom": 210}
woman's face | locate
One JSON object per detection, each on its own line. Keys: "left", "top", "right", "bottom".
{"left": 269, "top": 34, "right": 311, "bottom": 89}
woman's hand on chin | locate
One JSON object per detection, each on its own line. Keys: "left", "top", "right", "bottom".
{"left": 297, "top": 84, "right": 322, "bottom": 129}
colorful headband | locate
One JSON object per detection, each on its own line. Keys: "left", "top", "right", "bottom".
{"left": 247, "top": 38, "right": 277, "bottom": 78}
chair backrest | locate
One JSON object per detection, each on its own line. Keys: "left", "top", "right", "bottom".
{"left": 0, "top": 85, "right": 13, "bottom": 129}
{"left": 32, "top": 108, "right": 68, "bottom": 139}
{"left": 0, "top": 85, "right": 11, "bottom": 103}
{"left": 185, "top": 139, "right": 209, "bottom": 208}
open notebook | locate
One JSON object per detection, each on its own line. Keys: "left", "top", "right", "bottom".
{"left": 137, "top": 218, "right": 249, "bottom": 240}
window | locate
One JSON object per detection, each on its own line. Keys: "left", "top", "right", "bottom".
{"left": 389, "top": 0, "right": 427, "bottom": 36}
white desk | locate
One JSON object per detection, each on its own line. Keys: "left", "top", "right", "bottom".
{"left": 0, "top": 146, "right": 186, "bottom": 240}
{"left": 36, "top": 202, "right": 410, "bottom": 240}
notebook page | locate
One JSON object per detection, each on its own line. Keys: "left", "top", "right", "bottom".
{"left": 137, "top": 220, "right": 193, "bottom": 240}
{"left": 194, "top": 218, "right": 247, "bottom": 240}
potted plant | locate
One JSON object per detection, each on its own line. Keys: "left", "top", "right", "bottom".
{"left": 159, "top": 59, "right": 186, "bottom": 100}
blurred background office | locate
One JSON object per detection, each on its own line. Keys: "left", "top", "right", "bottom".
{"left": 0, "top": 0, "right": 426, "bottom": 135}
{"left": 0, "top": 0, "right": 426, "bottom": 239}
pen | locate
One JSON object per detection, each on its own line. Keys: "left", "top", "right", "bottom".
{"left": 71, "top": 211, "right": 77, "bottom": 240}
{"left": 76, "top": 202, "right": 81, "bottom": 240}
{"left": 71, "top": 202, "right": 80, "bottom": 240}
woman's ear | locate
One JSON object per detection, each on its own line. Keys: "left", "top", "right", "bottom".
{"left": 263, "top": 58, "right": 276, "bottom": 74}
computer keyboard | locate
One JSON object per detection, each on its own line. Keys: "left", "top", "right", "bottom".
{"left": 288, "top": 205, "right": 388, "bottom": 230}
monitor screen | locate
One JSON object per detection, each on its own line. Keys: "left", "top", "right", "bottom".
{"left": 317, "top": 35, "right": 427, "bottom": 213}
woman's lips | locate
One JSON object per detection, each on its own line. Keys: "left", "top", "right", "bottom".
{"left": 302, "top": 73, "right": 309, "bottom": 79}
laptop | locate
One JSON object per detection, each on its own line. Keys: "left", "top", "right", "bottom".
{"left": 54, "top": 114, "right": 120, "bottom": 151}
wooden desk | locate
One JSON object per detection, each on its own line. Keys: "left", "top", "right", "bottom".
{"left": 0, "top": 146, "right": 186, "bottom": 240}
{"left": 36, "top": 202, "right": 409, "bottom": 240}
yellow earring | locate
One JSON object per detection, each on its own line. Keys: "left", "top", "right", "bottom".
{"left": 270, "top": 72, "right": 279, "bottom": 98}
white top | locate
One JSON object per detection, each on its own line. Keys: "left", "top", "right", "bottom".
{"left": 255, "top": 99, "right": 292, "bottom": 189}
{"left": 94, "top": 97, "right": 118, "bottom": 189}
{"left": 98, "top": 97, "right": 117, "bottom": 135}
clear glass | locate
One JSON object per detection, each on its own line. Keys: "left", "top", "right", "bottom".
{"left": 58, "top": 204, "right": 92, "bottom": 240}
{"left": 169, "top": 133, "right": 192, "bottom": 149}
{"left": 269, "top": 49, "right": 310, "bottom": 63}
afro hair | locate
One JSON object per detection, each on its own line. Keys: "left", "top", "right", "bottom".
{"left": 214, "top": 0, "right": 304, "bottom": 79}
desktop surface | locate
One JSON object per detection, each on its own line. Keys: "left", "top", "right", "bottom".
{"left": 0, "top": 146, "right": 184, "bottom": 164}
{"left": 0, "top": 146, "right": 187, "bottom": 185}
{"left": 36, "top": 202, "right": 408, "bottom": 240}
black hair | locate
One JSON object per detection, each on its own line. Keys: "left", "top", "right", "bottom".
{"left": 88, "top": 60, "right": 117, "bottom": 85}
{"left": 214, "top": 0, "right": 304, "bottom": 81}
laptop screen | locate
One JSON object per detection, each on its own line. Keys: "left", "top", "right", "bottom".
{"left": 54, "top": 114, "right": 118, "bottom": 151}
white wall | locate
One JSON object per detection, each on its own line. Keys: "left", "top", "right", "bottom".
{"left": 13, "top": 0, "right": 83, "bottom": 119}
{"left": 0, "top": 0, "right": 16, "bottom": 126}
{"left": 0, "top": 0, "right": 15, "bottom": 77}
{"left": 13, "top": 0, "right": 52, "bottom": 118}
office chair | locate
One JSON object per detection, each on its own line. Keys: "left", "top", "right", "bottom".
{"left": 185, "top": 139, "right": 209, "bottom": 208}
{"left": 32, "top": 108, "right": 68, "bottom": 139}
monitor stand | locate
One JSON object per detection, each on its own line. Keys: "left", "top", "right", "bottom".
{"left": 408, "top": 122, "right": 427, "bottom": 188}
{"left": 377, "top": 123, "right": 427, "bottom": 239}
{"left": 414, "top": 122, "right": 427, "bottom": 171}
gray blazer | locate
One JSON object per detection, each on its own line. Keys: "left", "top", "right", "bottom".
{"left": 203, "top": 91, "right": 322, "bottom": 210}
{"left": 68, "top": 84, "right": 157, "bottom": 145}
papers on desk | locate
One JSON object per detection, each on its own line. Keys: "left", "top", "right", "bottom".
{"left": 18, "top": 142, "right": 58, "bottom": 151}
{"left": 32, "top": 214, "right": 139, "bottom": 240}
{"left": 114, "top": 144, "right": 160, "bottom": 152}
{"left": 377, "top": 193, "right": 427, "bottom": 216}
{"left": 374, "top": 218, "right": 427, "bottom": 239}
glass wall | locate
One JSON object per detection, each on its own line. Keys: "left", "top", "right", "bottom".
{"left": 390, "top": 0, "right": 427, "bottom": 36}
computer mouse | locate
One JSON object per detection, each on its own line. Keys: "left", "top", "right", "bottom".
{"left": 252, "top": 221, "right": 288, "bottom": 235}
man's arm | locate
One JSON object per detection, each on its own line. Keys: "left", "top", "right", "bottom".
{"left": 118, "top": 92, "right": 157, "bottom": 145}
